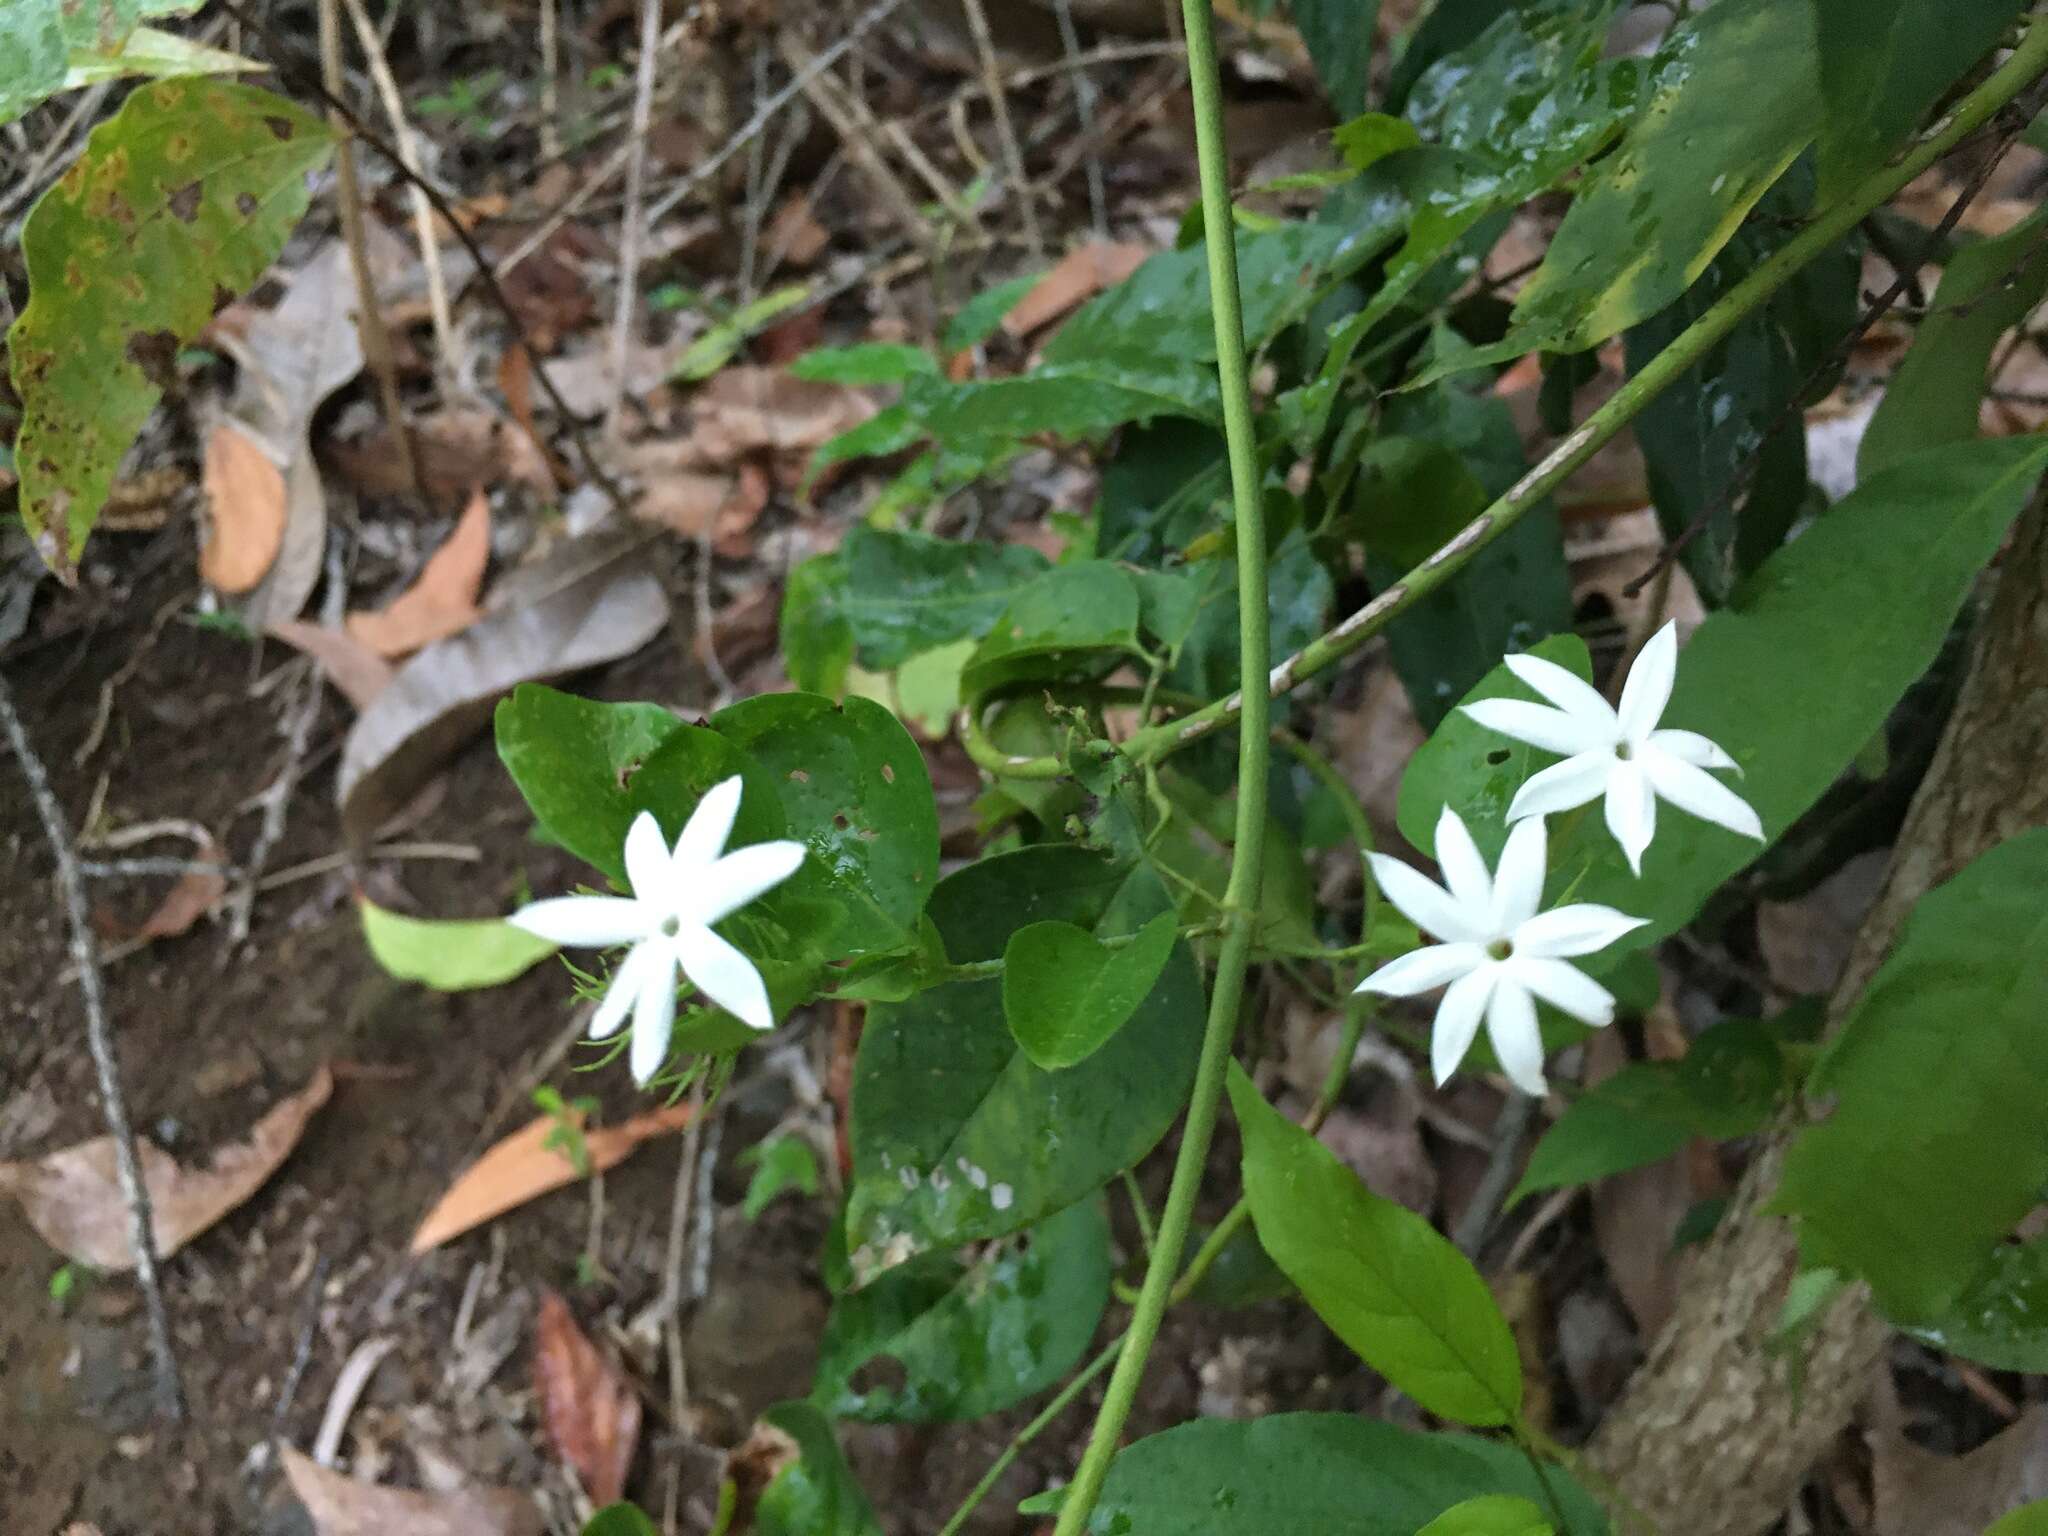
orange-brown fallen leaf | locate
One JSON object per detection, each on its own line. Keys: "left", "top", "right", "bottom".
{"left": 689, "top": 366, "right": 877, "bottom": 461}
{"left": 0, "top": 1066, "right": 333, "bottom": 1269}
{"left": 347, "top": 490, "right": 491, "bottom": 658}
{"left": 534, "top": 1289, "right": 642, "bottom": 1505}
{"left": 200, "top": 422, "right": 288, "bottom": 593}
{"left": 268, "top": 620, "right": 398, "bottom": 710}
{"left": 281, "top": 1447, "right": 542, "bottom": 1536}
{"left": 123, "top": 831, "right": 228, "bottom": 943}
{"left": 1003, "top": 242, "right": 1152, "bottom": 339}
{"left": 409, "top": 1099, "right": 695, "bottom": 1255}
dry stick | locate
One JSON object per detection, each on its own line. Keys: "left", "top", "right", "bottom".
{"left": 319, "top": 0, "right": 422, "bottom": 503}
{"left": 1052, "top": 0, "right": 1109, "bottom": 237}
{"left": 661, "top": 1078, "right": 711, "bottom": 1429}
{"left": 605, "top": 0, "right": 663, "bottom": 441}
{"left": 213, "top": 0, "right": 631, "bottom": 516}
{"left": 338, "top": 0, "right": 456, "bottom": 384}
{"left": 0, "top": 672, "right": 185, "bottom": 1421}
{"left": 781, "top": 38, "right": 933, "bottom": 247}
{"left": 539, "top": 0, "right": 562, "bottom": 162}
{"left": 959, "top": 0, "right": 1045, "bottom": 257}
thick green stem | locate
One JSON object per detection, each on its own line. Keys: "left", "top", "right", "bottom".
{"left": 1049, "top": 4, "right": 1270, "bottom": 1531}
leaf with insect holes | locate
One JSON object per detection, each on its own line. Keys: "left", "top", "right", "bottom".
{"left": 8, "top": 80, "right": 333, "bottom": 576}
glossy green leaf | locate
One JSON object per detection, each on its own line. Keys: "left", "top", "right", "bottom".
{"left": 1416, "top": 1495, "right": 1553, "bottom": 1536}
{"left": 672, "top": 284, "right": 810, "bottom": 381}
{"left": 1294, "top": 0, "right": 1381, "bottom": 117}
{"left": 781, "top": 552, "right": 856, "bottom": 697}
{"left": 60, "top": 26, "right": 260, "bottom": 91}
{"left": 1775, "top": 830, "right": 2048, "bottom": 1322}
{"left": 1981, "top": 1500, "right": 2048, "bottom": 1536}
{"left": 494, "top": 688, "right": 684, "bottom": 878}
{"left": 1813, "top": 0, "right": 2027, "bottom": 201}
{"left": 804, "top": 524, "right": 1052, "bottom": 674}
{"left": 9, "top": 80, "right": 333, "bottom": 574}
{"left": 1861, "top": 207, "right": 2048, "bottom": 477}
{"left": 847, "top": 849, "right": 1203, "bottom": 1272}
{"left": 740, "top": 1135, "right": 822, "bottom": 1221}
{"left": 812, "top": 1198, "right": 1110, "bottom": 1422}
{"left": 1332, "top": 112, "right": 1420, "bottom": 172}
{"left": 1228, "top": 1065, "right": 1521, "bottom": 1425}
{"left": 358, "top": 900, "right": 558, "bottom": 992}
{"left": 789, "top": 342, "right": 939, "bottom": 385}
{"left": 753, "top": 1402, "right": 882, "bottom": 1536}
{"left": 580, "top": 1505, "right": 658, "bottom": 1536}
{"left": 1089, "top": 1415, "right": 1606, "bottom": 1535}
{"left": 943, "top": 271, "right": 1038, "bottom": 353}
{"left": 1399, "top": 435, "right": 2048, "bottom": 948}
{"left": 1908, "top": 1236, "right": 2048, "bottom": 1373}
{"left": 962, "top": 561, "right": 1142, "bottom": 694}
{"left": 1003, "top": 909, "right": 1178, "bottom": 1071}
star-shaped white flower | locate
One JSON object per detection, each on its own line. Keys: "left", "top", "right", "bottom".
{"left": 1460, "top": 621, "right": 1763, "bottom": 875}
{"left": 1356, "top": 808, "right": 1646, "bottom": 1096}
{"left": 509, "top": 778, "right": 805, "bottom": 1084}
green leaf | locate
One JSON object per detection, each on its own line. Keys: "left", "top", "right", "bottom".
{"left": 60, "top": 25, "right": 261, "bottom": 91}
{"left": 1908, "top": 1236, "right": 2048, "bottom": 1373}
{"left": 581, "top": 1504, "right": 659, "bottom": 1536}
{"left": 494, "top": 688, "right": 684, "bottom": 878}
{"left": 1332, "top": 111, "right": 1420, "bottom": 172}
{"left": 1861, "top": 208, "right": 2048, "bottom": 478}
{"left": 1398, "top": 435, "right": 2048, "bottom": 947}
{"left": 894, "top": 638, "right": 974, "bottom": 736}
{"left": 1982, "top": 1501, "right": 2048, "bottom": 1536}
{"left": 9, "top": 80, "right": 334, "bottom": 574}
{"left": 823, "top": 524, "right": 1052, "bottom": 672}
{"left": 1464, "top": 0, "right": 1820, "bottom": 362}
{"left": 1003, "top": 910, "right": 1178, "bottom": 1071}
{"left": 1228, "top": 1065, "right": 1521, "bottom": 1425}
{"left": 811, "top": 1198, "right": 1110, "bottom": 1422}
{"left": 1775, "top": 830, "right": 2048, "bottom": 1322}
{"left": 1416, "top": 1495, "right": 1553, "bottom": 1536}
{"left": 847, "top": 849, "right": 1203, "bottom": 1271}
{"left": 961, "top": 561, "right": 1142, "bottom": 694}
{"left": 1, "top": 0, "right": 198, "bottom": 122}
{"left": 710, "top": 693, "right": 941, "bottom": 950}
{"left": 789, "top": 342, "right": 939, "bottom": 386}
{"left": 753, "top": 1402, "right": 882, "bottom": 1536}
{"left": 740, "top": 1135, "right": 822, "bottom": 1221}
{"left": 781, "top": 552, "right": 856, "bottom": 697}
{"left": 1813, "top": 0, "right": 2027, "bottom": 202}
{"left": 358, "top": 900, "right": 559, "bottom": 991}
{"left": 672, "top": 284, "right": 811, "bottom": 381}
{"left": 1294, "top": 0, "right": 1381, "bottom": 118}
{"left": 943, "top": 271, "right": 1039, "bottom": 354}
{"left": 1090, "top": 1415, "right": 1606, "bottom": 1535}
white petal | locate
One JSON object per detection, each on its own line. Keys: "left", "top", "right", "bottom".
{"left": 1647, "top": 727, "right": 1738, "bottom": 772}
{"left": 1460, "top": 698, "right": 1602, "bottom": 757}
{"left": 1507, "top": 750, "right": 1612, "bottom": 821}
{"left": 1616, "top": 620, "right": 1678, "bottom": 743}
{"left": 629, "top": 944, "right": 679, "bottom": 1084}
{"left": 675, "top": 924, "right": 775, "bottom": 1032}
{"left": 1603, "top": 761, "right": 1656, "bottom": 875}
{"left": 693, "top": 840, "right": 809, "bottom": 926}
{"left": 508, "top": 894, "right": 646, "bottom": 948}
{"left": 1431, "top": 966, "right": 1496, "bottom": 1086}
{"left": 1514, "top": 902, "right": 1648, "bottom": 959}
{"left": 1357, "top": 942, "right": 1487, "bottom": 997}
{"left": 1507, "top": 955, "right": 1616, "bottom": 1027}
{"left": 1644, "top": 749, "right": 1766, "bottom": 843}
{"left": 1504, "top": 652, "right": 1618, "bottom": 735}
{"left": 588, "top": 940, "right": 658, "bottom": 1040}
{"left": 1489, "top": 816, "right": 1548, "bottom": 933}
{"left": 1485, "top": 980, "right": 1548, "bottom": 1096}
{"left": 622, "top": 810, "right": 672, "bottom": 898}
{"left": 1433, "top": 807, "right": 1494, "bottom": 916}
{"left": 1367, "top": 852, "right": 1487, "bottom": 944}
{"left": 674, "top": 775, "right": 744, "bottom": 872}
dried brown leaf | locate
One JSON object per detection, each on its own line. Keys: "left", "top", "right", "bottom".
{"left": 764, "top": 194, "right": 829, "bottom": 271}
{"left": 346, "top": 490, "right": 491, "bottom": 658}
{"left": 199, "top": 423, "right": 287, "bottom": 593}
{"left": 534, "top": 1290, "right": 642, "bottom": 1505}
{"left": 1873, "top": 1403, "right": 2048, "bottom": 1536}
{"left": 0, "top": 1066, "right": 333, "bottom": 1270}
{"left": 409, "top": 1101, "right": 695, "bottom": 1255}
{"left": 123, "top": 831, "right": 228, "bottom": 942}
{"left": 1003, "top": 241, "right": 1152, "bottom": 339}
{"left": 281, "top": 1447, "right": 542, "bottom": 1536}
{"left": 327, "top": 407, "right": 556, "bottom": 509}
{"left": 689, "top": 366, "right": 876, "bottom": 462}
{"left": 268, "top": 620, "right": 398, "bottom": 710}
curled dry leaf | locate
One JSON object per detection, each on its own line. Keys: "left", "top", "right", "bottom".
{"left": 120, "top": 830, "right": 229, "bottom": 944}
{"left": 199, "top": 422, "right": 287, "bottom": 593}
{"left": 534, "top": 1289, "right": 642, "bottom": 1506}
{"left": 409, "top": 1099, "right": 695, "bottom": 1255}
{"left": 1002, "top": 241, "right": 1152, "bottom": 340}
{"left": 268, "top": 621, "right": 398, "bottom": 711}
{"left": 1872, "top": 1401, "right": 2048, "bottom": 1536}
{"left": 336, "top": 529, "right": 670, "bottom": 843}
{"left": 326, "top": 407, "right": 556, "bottom": 509}
{"left": 0, "top": 1066, "right": 333, "bottom": 1269}
{"left": 281, "top": 1446, "right": 542, "bottom": 1536}
{"left": 346, "top": 489, "right": 491, "bottom": 659}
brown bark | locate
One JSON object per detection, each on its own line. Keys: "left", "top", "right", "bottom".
{"left": 1585, "top": 487, "right": 2048, "bottom": 1536}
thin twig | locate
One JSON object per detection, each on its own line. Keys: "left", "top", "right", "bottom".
{"left": 319, "top": 0, "right": 422, "bottom": 503}
{"left": 539, "top": 0, "right": 562, "bottom": 162}
{"left": 0, "top": 672, "right": 184, "bottom": 1421}
{"left": 606, "top": 0, "right": 663, "bottom": 440}
{"left": 1052, "top": 0, "right": 1109, "bottom": 237}
{"left": 228, "top": 658, "right": 322, "bottom": 942}
{"left": 661, "top": 1078, "right": 710, "bottom": 1428}
{"left": 959, "top": 0, "right": 1044, "bottom": 256}
{"left": 781, "top": 37, "right": 932, "bottom": 246}
{"left": 1452, "top": 1093, "right": 1539, "bottom": 1257}
{"left": 258, "top": 1250, "right": 331, "bottom": 1472}
{"left": 311, "top": 1334, "right": 396, "bottom": 1466}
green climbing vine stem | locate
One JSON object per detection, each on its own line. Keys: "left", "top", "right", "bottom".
{"left": 1048, "top": 2, "right": 1271, "bottom": 1528}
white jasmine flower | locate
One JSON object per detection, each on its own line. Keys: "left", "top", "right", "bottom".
{"left": 1461, "top": 621, "right": 1763, "bottom": 875}
{"left": 1356, "top": 808, "right": 1646, "bottom": 1096}
{"left": 509, "top": 779, "right": 805, "bottom": 1083}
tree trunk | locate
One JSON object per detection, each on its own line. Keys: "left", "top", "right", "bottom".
{"left": 1585, "top": 487, "right": 2048, "bottom": 1536}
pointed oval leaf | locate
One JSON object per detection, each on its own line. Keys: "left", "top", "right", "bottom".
{"left": 1003, "top": 910, "right": 1178, "bottom": 1070}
